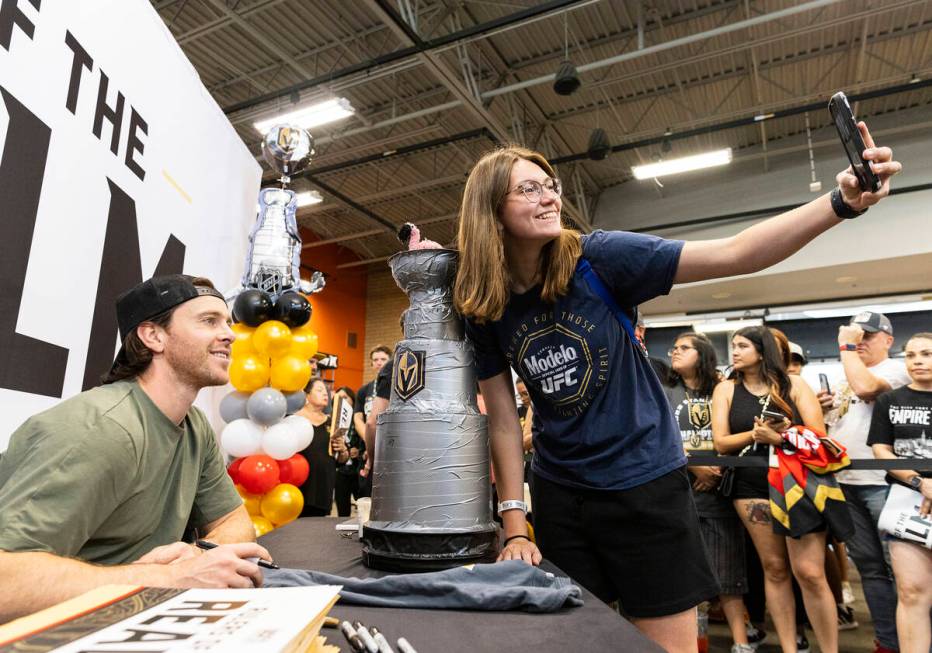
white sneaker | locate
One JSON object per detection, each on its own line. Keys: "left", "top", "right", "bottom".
{"left": 842, "top": 580, "right": 856, "bottom": 606}
{"left": 732, "top": 645, "right": 756, "bottom": 653}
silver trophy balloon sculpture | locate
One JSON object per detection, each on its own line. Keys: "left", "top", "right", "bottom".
{"left": 229, "top": 125, "right": 325, "bottom": 303}
{"left": 362, "top": 247, "right": 498, "bottom": 571}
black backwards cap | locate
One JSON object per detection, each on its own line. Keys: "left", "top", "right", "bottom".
{"left": 111, "top": 275, "right": 225, "bottom": 370}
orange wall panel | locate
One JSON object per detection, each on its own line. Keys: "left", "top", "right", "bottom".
{"left": 300, "top": 229, "right": 367, "bottom": 391}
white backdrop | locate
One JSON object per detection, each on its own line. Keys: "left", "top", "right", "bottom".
{"left": 0, "top": 0, "right": 260, "bottom": 449}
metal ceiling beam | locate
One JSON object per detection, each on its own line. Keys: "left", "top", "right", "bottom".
{"left": 223, "top": 0, "right": 585, "bottom": 116}
{"left": 545, "top": 6, "right": 932, "bottom": 127}
{"left": 203, "top": 0, "right": 316, "bottom": 81}
{"left": 480, "top": 0, "right": 846, "bottom": 100}
{"left": 174, "top": 0, "right": 288, "bottom": 44}
{"left": 549, "top": 77, "right": 932, "bottom": 166}
{"left": 300, "top": 174, "right": 464, "bottom": 215}
{"left": 306, "top": 212, "right": 459, "bottom": 250}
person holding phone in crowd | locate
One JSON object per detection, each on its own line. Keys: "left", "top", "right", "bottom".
{"left": 454, "top": 120, "right": 899, "bottom": 651}
{"left": 712, "top": 326, "right": 837, "bottom": 653}
{"left": 867, "top": 332, "right": 932, "bottom": 653}
{"left": 666, "top": 333, "right": 753, "bottom": 653}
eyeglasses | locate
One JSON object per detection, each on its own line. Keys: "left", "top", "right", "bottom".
{"left": 507, "top": 178, "right": 563, "bottom": 203}
{"left": 667, "top": 345, "right": 696, "bottom": 356}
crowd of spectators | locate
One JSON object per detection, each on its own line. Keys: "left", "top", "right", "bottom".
{"left": 616, "top": 313, "right": 930, "bottom": 653}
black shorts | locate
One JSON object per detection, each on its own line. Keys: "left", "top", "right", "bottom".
{"left": 531, "top": 467, "right": 720, "bottom": 618}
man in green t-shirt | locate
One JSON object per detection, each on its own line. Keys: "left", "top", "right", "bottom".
{"left": 0, "top": 275, "right": 271, "bottom": 621}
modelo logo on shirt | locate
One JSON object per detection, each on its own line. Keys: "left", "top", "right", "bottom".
{"left": 393, "top": 348, "right": 426, "bottom": 401}
{"left": 518, "top": 325, "right": 592, "bottom": 405}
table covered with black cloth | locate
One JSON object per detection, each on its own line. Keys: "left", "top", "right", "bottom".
{"left": 259, "top": 517, "right": 662, "bottom": 652}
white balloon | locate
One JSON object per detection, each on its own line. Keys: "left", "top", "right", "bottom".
{"left": 262, "top": 421, "right": 302, "bottom": 460}
{"left": 283, "top": 414, "right": 314, "bottom": 450}
{"left": 221, "top": 419, "right": 264, "bottom": 458}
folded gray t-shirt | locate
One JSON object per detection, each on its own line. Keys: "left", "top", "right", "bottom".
{"left": 265, "top": 560, "right": 583, "bottom": 613}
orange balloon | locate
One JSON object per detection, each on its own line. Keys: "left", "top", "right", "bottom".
{"left": 289, "top": 325, "right": 319, "bottom": 360}
{"left": 251, "top": 515, "right": 274, "bottom": 537}
{"left": 270, "top": 355, "right": 311, "bottom": 393}
{"left": 235, "top": 484, "right": 263, "bottom": 516}
{"left": 253, "top": 320, "right": 292, "bottom": 358}
{"left": 229, "top": 354, "right": 270, "bottom": 393}
{"left": 231, "top": 323, "right": 257, "bottom": 357}
{"left": 260, "top": 483, "right": 304, "bottom": 525}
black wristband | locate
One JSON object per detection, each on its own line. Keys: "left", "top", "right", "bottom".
{"left": 830, "top": 187, "right": 867, "bottom": 219}
{"left": 503, "top": 534, "right": 530, "bottom": 546}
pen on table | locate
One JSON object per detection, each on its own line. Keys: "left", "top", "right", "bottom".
{"left": 396, "top": 637, "right": 418, "bottom": 653}
{"left": 352, "top": 622, "right": 380, "bottom": 653}
{"left": 340, "top": 620, "right": 367, "bottom": 652}
{"left": 369, "top": 626, "right": 395, "bottom": 653}
{"left": 194, "top": 539, "right": 280, "bottom": 569}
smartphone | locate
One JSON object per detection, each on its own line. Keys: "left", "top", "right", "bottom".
{"left": 828, "top": 92, "right": 882, "bottom": 193}
{"left": 819, "top": 373, "right": 831, "bottom": 394}
{"left": 761, "top": 409, "right": 788, "bottom": 423}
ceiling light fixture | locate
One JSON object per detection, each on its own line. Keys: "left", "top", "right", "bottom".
{"left": 254, "top": 98, "right": 355, "bottom": 134}
{"left": 693, "top": 318, "right": 762, "bottom": 334}
{"left": 295, "top": 190, "right": 323, "bottom": 207}
{"left": 633, "top": 148, "right": 732, "bottom": 180}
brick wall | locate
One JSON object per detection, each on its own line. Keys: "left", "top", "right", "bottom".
{"left": 361, "top": 266, "right": 407, "bottom": 384}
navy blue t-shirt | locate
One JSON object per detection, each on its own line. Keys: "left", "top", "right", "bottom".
{"left": 466, "top": 230, "right": 686, "bottom": 491}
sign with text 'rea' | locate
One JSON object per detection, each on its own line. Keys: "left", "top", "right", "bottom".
{"left": 0, "top": 0, "right": 261, "bottom": 448}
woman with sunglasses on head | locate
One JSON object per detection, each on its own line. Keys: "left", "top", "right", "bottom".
{"left": 455, "top": 136, "right": 898, "bottom": 652}
{"left": 712, "top": 326, "right": 837, "bottom": 653}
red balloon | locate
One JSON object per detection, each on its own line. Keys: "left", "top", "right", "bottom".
{"left": 227, "top": 457, "right": 244, "bottom": 485}
{"left": 278, "top": 453, "right": 309, "bottom": 487}
{"left": 238, "top": 455, "right": 280, "bottom": 494}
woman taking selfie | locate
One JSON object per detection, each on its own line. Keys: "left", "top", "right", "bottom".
{"left": 454, "top": 128, "right": 898, "bottom": 651}
{"left": 711, "top": 326, "right": 837, "bottom": 653}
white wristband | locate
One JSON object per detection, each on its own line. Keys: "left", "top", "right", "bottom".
{"left": 497, "top": 499, "right": 527, "bottom": 515}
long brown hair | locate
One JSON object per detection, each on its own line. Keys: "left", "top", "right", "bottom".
{"left": 731, "top": 325, "right": 794, "bottom": 418}
{"left": 454, "top": 145, "right": 581, "bottom": 323}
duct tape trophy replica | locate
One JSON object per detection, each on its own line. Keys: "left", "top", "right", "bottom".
{"left": 362, "top": 227, "right": 498, "bottom": 571}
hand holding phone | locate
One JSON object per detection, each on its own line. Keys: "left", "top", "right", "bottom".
{"left": 829, "top": 92, "right": 881, "bottom": 193}
{"left": 827, "top": 92, "right": 902, "bottom": 211}
{"left": 761, "top": 408, "right": 788, "bottom": 423}
{"left": 819, "top": 373, "right": 831, "bottom": 395}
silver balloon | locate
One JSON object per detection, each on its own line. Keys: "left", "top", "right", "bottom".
{"left": 219, "top": 391, "right": 249, "bottom": 423}
{"left": 246, "top": 387, "right": 287, "bottom": 426}
{"left": 262, "top": 124, "right": 314, "bottom": 183}
{"left": 284, "top": 390, "right": 307, "bottom": 414}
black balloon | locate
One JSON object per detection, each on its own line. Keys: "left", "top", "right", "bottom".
{"left": 274, "top": 292, "right": 312, "bottom": 327}
{"left": 233, "top": 289, "right": 273, "bottom": 326}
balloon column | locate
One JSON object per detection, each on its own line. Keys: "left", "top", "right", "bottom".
{"left": 221, "top": 123, "right": 325, "bottom": 537}
{"left": 221, "top": 290, "right": 320, "bottom": 536}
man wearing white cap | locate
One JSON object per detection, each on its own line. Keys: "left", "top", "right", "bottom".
{"left": 818, "top": 311, "right": 910, "bottom": 653}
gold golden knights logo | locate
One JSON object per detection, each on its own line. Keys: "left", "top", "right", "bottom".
{"left": 393, "top": 348, "right": 426, "bottom": 401}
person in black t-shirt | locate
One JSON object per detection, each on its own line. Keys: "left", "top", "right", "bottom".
{"left": 354, "top": 345, "right": 391, "bottom": 490}
{"left": 867, "top": 332, "right": 932, "bottom": 653}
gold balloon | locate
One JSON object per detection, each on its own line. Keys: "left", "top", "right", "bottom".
{"left": 289, "top": 325, "right": 319, "bottom": 360}
{"left": 270, "top": 355, "right": 311, "bottom": 393}
{"left": 251, "top": 515, "right": 274, "bottom": 537}
{"left": 260, "top": 483, "right": 304, "bottom": 525}
{"left": 231, "top": 323, "right": 257, "bottom": 357}
{"left": 229, "top": 354, "right": 270, "bottom": 393}
{"left": 253, "top": 320, "right": 292, "bottom": 358}
{"left": 235, "top": 484, "right": 263, "bottom": 516}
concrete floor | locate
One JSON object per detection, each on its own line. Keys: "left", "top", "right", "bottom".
{"left": 707, "top": 568, "right": 876, "bottom": 652}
